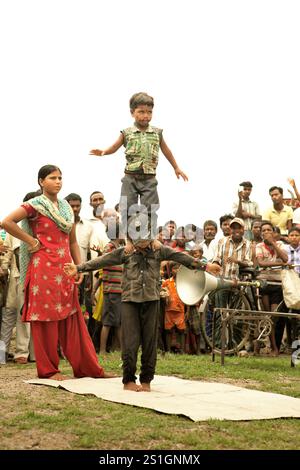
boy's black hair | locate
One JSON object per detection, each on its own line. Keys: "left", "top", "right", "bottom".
{"left": 164, "top": 220, "right": 177, "bottom": 228}
{"left": 65, "top": 193, "right": 82, "bottom": 203}
{"left": 288, "top": 226, "right": 300, "bottom": 235}
{"left": 240, "top": 181, "right": 253, "bottom": 188}
{"left": 219, "top": 214, "right": 234, "bottom": 226}
{"left": 260, "top": 220, "right": 275, "bottom": 231}
{"left": 269, "top": 186, "right": 283, "bottom": 195}
{"left": 251, "top": 218, "right": 262, "bottom": 229}
{"left": 89, "top": 191, "right": 104, "bottom": 201}
{"left": 130, "top": 92, "right": 154, "bottom": 111}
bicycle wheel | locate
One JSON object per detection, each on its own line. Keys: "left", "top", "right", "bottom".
{"left": 200, "top": 288, "right": 252, "bottom": 354}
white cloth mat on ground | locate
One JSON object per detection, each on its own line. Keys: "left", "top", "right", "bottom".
{"left": 26, "top": 375, "right": 300, "bottom": 421}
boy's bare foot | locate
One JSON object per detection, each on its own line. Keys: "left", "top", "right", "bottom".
{"left": 123, "top": 382, "right": 143, "bottom": 392}
{"left": 49, "top": 373, "right": 71, "bottom": 381}
{"left": 140, "top": 382, "right": 151, "bottom": 392}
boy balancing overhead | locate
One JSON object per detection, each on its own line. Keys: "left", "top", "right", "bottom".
{"left": 89, "top": 92, "right": 188, "bottom": 237}
{"left": 64, "top": 214, "right": 221, "bottom": 392}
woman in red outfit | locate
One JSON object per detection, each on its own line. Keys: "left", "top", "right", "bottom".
{"left": 2, "top": 165, "right": 112, "bottom": 380}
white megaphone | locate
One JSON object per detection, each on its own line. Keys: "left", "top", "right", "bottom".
{"left": 176, "top": 266, "right": 262, "bottom": 305}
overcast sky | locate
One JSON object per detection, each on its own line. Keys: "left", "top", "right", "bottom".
{"left": 1, "top": 0, "right": 300, "bottom": 231}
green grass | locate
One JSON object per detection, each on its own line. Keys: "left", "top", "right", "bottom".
{"left": 0, "top": 352, "right": 299, "bottom": 450}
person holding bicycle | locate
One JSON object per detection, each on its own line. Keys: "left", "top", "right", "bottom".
{"left": 256, "top": 221, "right": 288, "bottom": 355}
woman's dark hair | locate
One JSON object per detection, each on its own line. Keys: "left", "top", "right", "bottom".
{"left": 38, "top": 165, "right": 61, "bottom": 187}
{"left": 23, "top": 189, "right": 42, "bottom": 202}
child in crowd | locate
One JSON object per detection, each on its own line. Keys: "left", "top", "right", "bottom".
{"left": 185, "top": 245, "right": 206, "bottom": 354}
{"left": 90, "top": 92, "right": 188, "bottom": 238}
{"left": 284, "top": 227, "right": 300, "bottom": 275}
{"left": 162, "top": 263, "right": 186, "bottom": 353}
{"left": 100, "top": 221, "right": 125, "bottom": 354}
{"left": 282, "top": 226, "right": 300, "bottom": 346}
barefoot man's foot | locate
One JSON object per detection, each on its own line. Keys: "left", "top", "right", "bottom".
{"left": 123, "top": 382, "right": 143, "bottom": 392}
{"left": 141, "top": 383, "right": 151, "bottom": 392}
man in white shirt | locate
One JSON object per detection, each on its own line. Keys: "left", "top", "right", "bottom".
{"left": 88, "top": 191, "right": 109, "bottom": 258}
{"left": 200, "top": 220, "right": 218, "bottom": 261}
{"left": 65, "top": 193, "right": 95, "bottom": 263}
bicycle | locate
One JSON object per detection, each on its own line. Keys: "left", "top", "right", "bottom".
{"left": 199, "top": 267, "right": 259, "bottom": 355}
{"left": 199, "top": 265, "right": 300, "bottom": 359}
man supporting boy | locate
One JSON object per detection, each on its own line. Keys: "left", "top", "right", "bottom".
{"left": 64, "top": 215, "right": 221, "bottom": 392}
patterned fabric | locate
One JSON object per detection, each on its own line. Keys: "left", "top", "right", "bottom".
{"left": 255, "top": 241, "right": 285, "bottom": 281}
{"left": 162, "top": 277, "right": 185, "bottom": 331}
{"left": 19, "top": 195, "right": 73, "bottom": 286}
{"left": 283, "top": 244, "right": 300, "bottom": 275}
{"left": 20, "top": 204, "right": 77, "bottom": 322}
{"left": 102, "top": 242, "right": 123, "bottom": 294}
{"left": 122, "top": 125, "right": 162, "bottom": 174}
{"left": 213, "top": 236, "right": 253, "bottom": 280}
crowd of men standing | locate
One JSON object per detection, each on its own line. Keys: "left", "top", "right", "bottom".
{"left": 1, "top": 178, "right": 300, "bottom": 364}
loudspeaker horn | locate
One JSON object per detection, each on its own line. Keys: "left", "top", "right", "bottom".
{"left": 176, "top": 266, "right": 234, "bottom": 305}
{"left": 176, "top": 266, "right": 263, "bottom": 305}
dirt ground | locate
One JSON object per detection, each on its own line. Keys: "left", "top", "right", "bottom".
{"left": 0, "top": 362, "right": 79, "bottom": 450}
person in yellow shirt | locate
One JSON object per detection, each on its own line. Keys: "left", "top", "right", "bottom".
{"left": 263, "top": 186, "right": 293, "bottom": 240}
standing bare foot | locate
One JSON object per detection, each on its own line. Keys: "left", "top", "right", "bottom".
{"left": 123, "top": 382, "right": 143, "bottom": 392}
{"left": 49, "top": 373, "right": 71, "bottom": 381}
{"left": 140, "top": 382, "right": 151, "bottom": 392}
{"left": 102, "top": 371, "right": 119, "bottom": 378}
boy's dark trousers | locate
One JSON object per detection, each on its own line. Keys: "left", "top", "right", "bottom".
{"left": 119, "top": 174, "right": 159, "bottom": 238}
{"left": 121, "top": 300, "right": 159, "bottom": 384}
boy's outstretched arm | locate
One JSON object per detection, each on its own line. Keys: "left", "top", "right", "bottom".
{"left": 64, "top": 247, "right": 125, "bottom": 277}
{"left": 90, "top": 134, "right": 124, "bottom": 157}
{"left": 160, "top": 137, "right": 188, "bottom": 181}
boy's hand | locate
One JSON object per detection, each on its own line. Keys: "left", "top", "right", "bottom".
{"left": 206, "top": 263, "right": 222, "bottom": 276}
{"left": 175, "top": 167, "right": 188, "bottom": 181}
{"left": 89, "top": 149, "right": 105, "bottom": 156}
{"left": 90, "top": 244, "right": 103, "bottom": 255}
{"left": 64, "top": 263, "right": 78, "bottom": 277}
